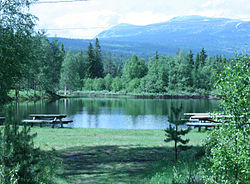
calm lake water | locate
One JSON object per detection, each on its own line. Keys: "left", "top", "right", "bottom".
{"left": 8, "top": 97, "right": 220, "bottom": 129}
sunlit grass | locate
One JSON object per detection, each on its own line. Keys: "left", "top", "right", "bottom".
{"left": 30, "top": 127, "right": 207, "bottom": 183}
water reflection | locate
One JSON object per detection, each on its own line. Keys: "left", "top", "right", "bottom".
{"left": 1, "top": 97, "right": 220, "bottom": 129}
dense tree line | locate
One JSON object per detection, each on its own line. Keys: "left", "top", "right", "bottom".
{"left": 81, "top": 47, "right": 227, "bottom": 94}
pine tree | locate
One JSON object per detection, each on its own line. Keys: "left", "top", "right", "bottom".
{"left": 85, "top": 42, "right": 95, "bottom": 78}
{"left": 164, "top": 103, "right": 191, "bottom": 162}
{"left": 187, "top": 50, "right": 194, "bottom": 87}
{"left": 94, "top": 38, "right": 104, "bottom": 78}
{"left": 155, "top": 50, "right": 159, "bottom": 60}
{"left": 194, "top": 52, "right": 200, "bottom": 70}
{"left": 75, "top": 50, "right": 86, "bottom": 79}
{"left": 199, "top": 48, "right": 207, "bottom": 66}
{"left": 187, "top": 50, "right": 194, "bottom": 67}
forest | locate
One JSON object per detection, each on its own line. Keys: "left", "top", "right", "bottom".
{"left": 1, "top": 32, "right": 229, "bottom": 102}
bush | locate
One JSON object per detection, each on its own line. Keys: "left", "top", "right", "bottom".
{"left": 82, "top": 78, "right": 93, "bottom": 90}
{"left": 111, "top": 77, "right": 123, "bottom": 92}
{"left": 92, "top": 78, "right": 105, "bottom": 91}
{"left": 126, "top": 78, "right": 140, "bottom": 92}
{"left": 104, "top": 74, "right": 113, "bottom": 91}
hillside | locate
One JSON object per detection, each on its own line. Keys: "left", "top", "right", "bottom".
{"left": 50, "top": 15, "right": 250, "bottom": 57}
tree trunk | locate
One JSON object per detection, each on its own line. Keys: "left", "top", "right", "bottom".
{"left": 34, "top": 82, "right": 36, "bottom": 96}
{"left": 64, "top": 86, "right": 67, "bottom": 95}
{"left": 175, "top": 125, "right": 178, "bottom": 162}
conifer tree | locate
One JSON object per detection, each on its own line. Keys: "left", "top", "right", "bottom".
{"left": 200, "top": 48, "right": 207, "bottom": 66}
{"left": 194, "top": 52, "right": 200, "bottom": 70}
{"left": 85, "top": 42, "right": 95, "bottom": 78}
{"left": 187, "top": 50, "right": 194, "bottom": 87}
{"left": 94, "top": 38, "right": 104, "bottom": 78}
{"left": 164, "top": 103, "right": 191, "bottom": 162}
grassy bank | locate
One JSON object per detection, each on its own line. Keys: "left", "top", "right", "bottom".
{"left": 31, "top": 128, "right": 207, "bottom": 184}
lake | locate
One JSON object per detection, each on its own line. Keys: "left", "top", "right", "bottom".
{"left": 8, "top": 97, "right": 220, "bottom": 129}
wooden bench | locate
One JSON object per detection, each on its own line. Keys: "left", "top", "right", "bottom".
{"left": 186, "top": 122, "right": 221, "bottom": 131}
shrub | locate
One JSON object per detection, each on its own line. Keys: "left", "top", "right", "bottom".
{"left": 104, "top": 74, "right": 113, "bottom": 91}
{"left": 82, "top": 78, "right": 93, "bottom": 91}
{"left": 92, "top": 78, "right": 105, "bottom": 91}
{"left": 111, "top": 77, "right": 123, "bottom": 92}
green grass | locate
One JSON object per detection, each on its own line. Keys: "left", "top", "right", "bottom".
{"left": 30, "top": 128, "right": 207, "bottom": 184}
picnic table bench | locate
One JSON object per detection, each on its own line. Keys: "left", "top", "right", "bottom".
{"left": 184, "top": 113, "right": 247, "bottom": 131}
{"left": 184, "top": 113, "right": 221, "bottom": 131}
{"left": 22, "top": 114, "right": 73, "bottom": 128}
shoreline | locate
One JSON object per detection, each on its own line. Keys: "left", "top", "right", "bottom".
{"left": 61, "top": 91, "right": 219, "bottom": 100}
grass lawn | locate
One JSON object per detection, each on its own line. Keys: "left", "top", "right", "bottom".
{"left": 31, "top": 127, "right": 207, "bottom": 184}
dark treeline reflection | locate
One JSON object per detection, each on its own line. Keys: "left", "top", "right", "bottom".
{"left": 5, "top": 97, "right": 220, "bottom": 129}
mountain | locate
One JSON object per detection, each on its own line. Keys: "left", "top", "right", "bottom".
{"left": 51, "top": 15, "right": 250, "bottom": 57}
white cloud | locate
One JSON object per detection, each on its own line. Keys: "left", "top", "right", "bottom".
{"left": 30, "top": 0, "right": 250, "bottom": 38}
{"left": 119, "top": 11, "right": 172, "bottom": 25}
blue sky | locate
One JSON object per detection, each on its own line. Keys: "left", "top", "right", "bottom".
{"left": 30, "top": 0, "right": 250, "bottom": 39}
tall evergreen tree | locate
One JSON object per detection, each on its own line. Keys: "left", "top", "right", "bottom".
{"left": 200, "top": 48, "right": 207, "bottom": 66}
{"left": 187, "top": 50, "right": 194, "bottom": 87}
{"left": 94, "top": 38, "right": 104, "bottom": 78}
{"left": 187, "top": 50, "right": 194, "bottom": 67}
{"left": 85, "top": 42, "right": 95, "bottom": 78}
{"left": 103, "top": 54, "right": 117, "bottom": 77}
{"left": 194, "top": 52, "right": 200, "bottom": 70}
{"left": 75, "top": 50, "right": 86, "bottom": 79}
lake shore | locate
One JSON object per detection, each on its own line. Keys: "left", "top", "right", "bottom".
{"left": 31, "top": 127, "right": 207, "bottom": 184}
{"left": 61, "top": 90, "right": 219, "bottom": 100}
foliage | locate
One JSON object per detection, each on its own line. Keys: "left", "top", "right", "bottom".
{"left": 0, "top": 0, "right": 37, "bottom": 102}
{"left": 60, "top": 50, "right": 81, "bottom": 94}
{"left": 92, "top": 78, "right": 105, "bottom": 91}
{"left": 36, "top": 37, "right": 65, "bottom": 93}
{"left": 104, "top": 74, "right": 113, "bottom": 91}
{"left": 0, "top": 108, "right": 58, "bottom": 184}
{"left": 122, "top": 54, "right": 147, "bottom": 81}
{"left": 201, "top": 52, "right": 250, "bottom": 183}
{"left": 111, "top": 77, "right": 123, "bottom": 92}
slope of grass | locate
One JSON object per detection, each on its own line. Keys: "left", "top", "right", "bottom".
{"left": 31, "top": 127, "right": 207, "bottom": 184}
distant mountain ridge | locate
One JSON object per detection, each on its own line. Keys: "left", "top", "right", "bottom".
{"left": 51, "top": 15, "right": 250, "bottom": 57}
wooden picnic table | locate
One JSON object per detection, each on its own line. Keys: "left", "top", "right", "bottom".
{"left": 22, "top": 114, "right": 72, "bottom": 128}
{"left": 184, "top": 113, "right": 220, "bottom": 131}
{"left": 184, "top": 113, "right": 247, "bottom": 131}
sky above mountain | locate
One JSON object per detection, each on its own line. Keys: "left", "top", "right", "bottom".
{"left": 30, "top": 0, "right": 250, "bottom": 39}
